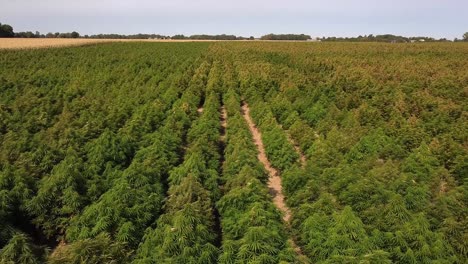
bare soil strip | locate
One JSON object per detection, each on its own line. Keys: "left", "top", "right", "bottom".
{"left": 286, "top": 133, "right": 307, "bottom": 168}
{"left": 278, "top": 123, "right": 307, "bottom": 168}
{"left": 0, "top": 38, "right": 223, "bottom": 50}
{"left": 215, "top": 106, "right": 228, "bottom": 246}
{"left": 241, "top": 102, "right": 306, "bottom": 259}
{"left": 241, "top": 103, "right": 291, "bottom": 221}
{"left": 220, "top": 106, "right": 227, "bottom": 141}
{"left": 220, "top": 106, "right": 227, "bottom": 168}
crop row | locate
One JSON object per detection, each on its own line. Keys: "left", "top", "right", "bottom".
{"left": 217, "top": 88, "right": 298, "bottom": 263}
{"left": 0, "top": 42, "right": 211, "bottom": 263}
{"left": 220, "top": 42, "right": 467, "bottom": 262}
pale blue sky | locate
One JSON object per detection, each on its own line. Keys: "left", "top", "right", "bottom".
{"left": 1, "top": 0, "right": 467, "bottom": 39}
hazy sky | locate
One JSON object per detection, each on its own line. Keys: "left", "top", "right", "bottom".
{"left": 2, "top": 0, "right": 467, "bottom": 38}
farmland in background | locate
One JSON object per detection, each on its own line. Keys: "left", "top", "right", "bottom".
{"left": 0, "top": 38, "right": 224, "bottom": 49}
{"left": 0, "top": 41, "right": 467, "bottom": 263}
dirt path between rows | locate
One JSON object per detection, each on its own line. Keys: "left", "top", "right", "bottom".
{"left": 220, "top": 106, "right": 227, "bottom": 140}
{"left": 287, "top": 134, "right": 307, "bottom": 168}
{"left": 241, "top": 102, "right": 306, "bottom": 259}
{"left": 241, "top": 103, "right": 291, "bottom": 221}
{"left": 214, "top": 105, "right": 228, "bottom": 248}
{"left": 277, "top": 123, "right": 307, "bottom": 168}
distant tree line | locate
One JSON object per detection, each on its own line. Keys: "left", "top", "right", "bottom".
{"left": 1, "top": 21, "right": 467, "bottom": 42}
{"left": 15, "top": 31, "right": 80, "bottom": 38}
{"left": 260, "top": 33, "right": 311, "bottom": 40}
{"left": 85, "top": 33, "right": 168, "bottom": 39}
{"left": 320, "top": 34, "right": 457, "bottom": 43}
{"left": 170, "top": 34, "right": 254, "bottom": 40}
{"left": 88, "top": 34, "right": 256, "bottom": 40}
{"left": 0, "top": 22, "right": 14, "bottom": 37}
{"left": 455, "top": 32, "right": 468, "bottom": 42}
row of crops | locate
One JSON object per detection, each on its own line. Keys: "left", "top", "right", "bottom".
{"left": 0, "top": 41, "right": 467, "bottom": 263}
{"left": 212, "top": 42, "right": 467, "bottom": 263}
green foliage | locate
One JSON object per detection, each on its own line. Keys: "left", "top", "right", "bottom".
{"left": 217, "top": 91, "right": 299, "bottom": 263}
{"left": 134, "top": 176, "right": 218, "bottom": 263}
{"left": 0, "top": 23, "right": 14, "bottom": 38}
{"left": 65, "top": 114, "right": 186, "bottom": 248}
{"left": 249, "top": 101, "right": 299, "bottom": 171}
{"left": 27, "top": 149, "right": 86, "bottom": 238}
{"left": 1, "top": 41, "right": 467, "bottom": 263}
{"left": 135, "top": 91, "right": 220, "bottom": 263}
{"left": 208, "top": 42, "right": 467, "bottom": 262}
{"left": 0, "top": 42, "right": 210, "bottom": 261}
{"left": 48, "top": 233, "right": 131, "bottom": 264}
{"left": 0, "top": 233, "right": 43, "bottom": 264}
{"left": 301, "top": 206, "right": 376, "bottom": 262}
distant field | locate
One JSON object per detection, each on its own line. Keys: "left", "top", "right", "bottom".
{"left": 0, "top": 38, "right": 221, "bottom": 49}
{"left": 0, "top": 38, "right": 113, "bottom": 49}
